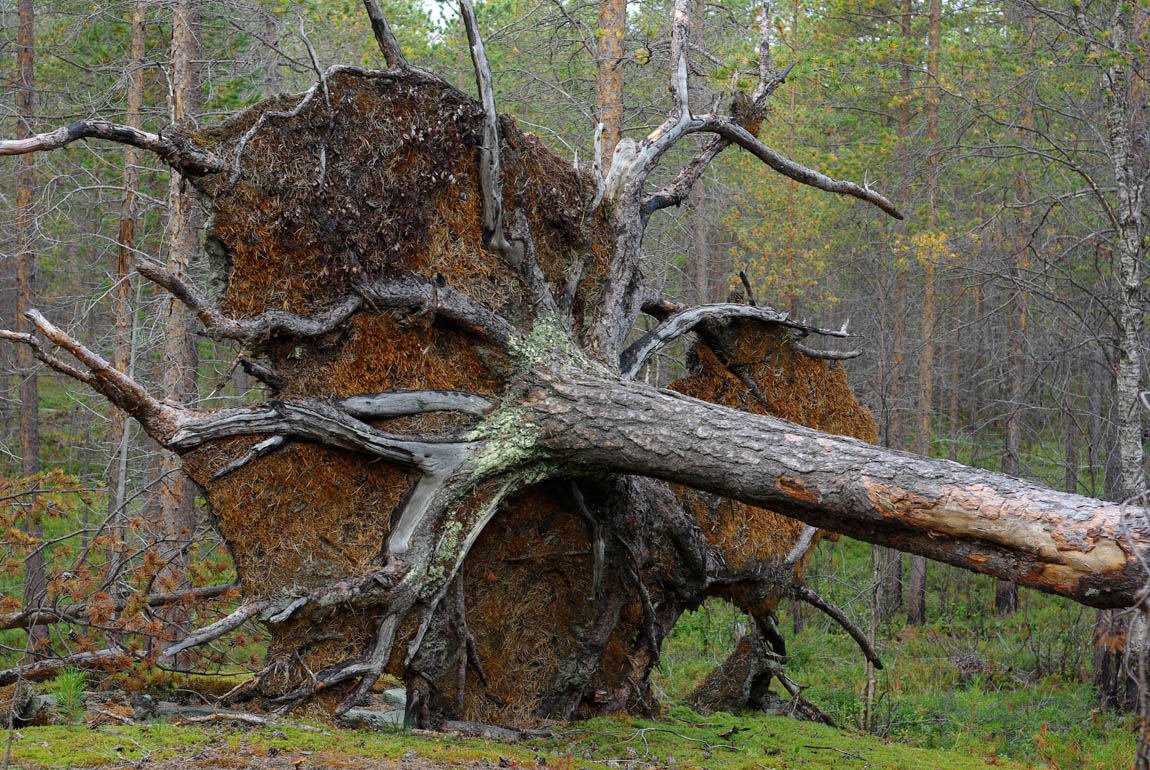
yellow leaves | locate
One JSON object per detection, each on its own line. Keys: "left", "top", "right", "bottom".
{"left": 893, "top": 229, "right": 958, "bottom": 270}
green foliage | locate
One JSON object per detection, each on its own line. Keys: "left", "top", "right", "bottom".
{"left": 47, "top": 667, "right": 87, "bottom": 726}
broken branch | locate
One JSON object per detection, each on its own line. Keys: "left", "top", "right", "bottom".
{"left": 619, "top": 303, "right": 855, "bottom": 380}
{"left": 362, "top": 0, "right": 408, "bottom": 69}
{"left": 0, "top": 119, "right": 226, "bottom": 176}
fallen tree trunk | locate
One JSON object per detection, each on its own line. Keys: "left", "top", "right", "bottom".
{"left": 0, "top": 0, "right": 1145, "bottom": 730}
{"left": 527, "top": 366, "right": 1147, "bottom": 609}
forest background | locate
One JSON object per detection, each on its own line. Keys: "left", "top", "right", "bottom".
{"left": 0, "top": 0, "right": 1147, "bottom": 767}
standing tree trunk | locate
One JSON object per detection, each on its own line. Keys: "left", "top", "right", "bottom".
{"left": 1088, "top": 0, "right": 1147, "bottom": 718}
{"left": 595, "top": 0, "right": 626, "bottom": 162}
{"left": 15, "top": 0, "right": 47, "bottom": 653}
{"left": 690, "top": 174, "right": 709, "bottom": 305}
{"left": 907, "top": 0, "right": 941, "bottom": 628}
{"left": 156, "top": 0, "right": 202, "bottom": 643}
{"left": 108, "top": 0, "right": 147, "bottom": 579}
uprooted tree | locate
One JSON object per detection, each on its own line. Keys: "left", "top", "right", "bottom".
{"left": 1, "top": 0, "right": 1147, "bottom": 729}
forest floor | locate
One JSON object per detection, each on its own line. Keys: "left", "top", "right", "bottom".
{"left": 6, "top": 706, "right": 1040, "bottom": 770}
{"left": 1, "top": 538, "right": 1138, "bottom": 769}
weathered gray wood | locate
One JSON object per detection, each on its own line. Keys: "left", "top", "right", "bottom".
{"left": 0, "top": 118, "right": 226, "bottom": 176}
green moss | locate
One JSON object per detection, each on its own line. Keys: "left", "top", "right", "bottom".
{"left": 5, "top": 722, "right": 576, "bottom": 769}
{"left": 540, "top": 707, "right": 1042, "bottom": 770}
{"left": 8, "top": 710, "right": 1056, "bottom": 770}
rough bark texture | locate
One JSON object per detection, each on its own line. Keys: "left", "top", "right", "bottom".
{"left": 2, "top": 1, "right": 1148, "bottom": 732}
{"left": 155, "top": 0, "right": 203, "bottom": 646}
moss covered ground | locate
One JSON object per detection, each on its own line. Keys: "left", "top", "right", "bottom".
{"left": 6, "top": 706, "right": 1045, "bottom": 769}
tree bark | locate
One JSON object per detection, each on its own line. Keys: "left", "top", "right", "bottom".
{"left": 595, "top": 0, "right": 626, "bottom": 162}
{"left": 15, "top": 0, "right": 47, "bottom": 653}
{"left": 526, "top": 367, "right": 1149, "bottom": 608}
{"left": 156, "top": 0, "right": 202, "bottom": 648}
{"left": 108, "top": 0, "right": 147, "bottom": 577}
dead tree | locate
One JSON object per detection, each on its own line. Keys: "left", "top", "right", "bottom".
{"left": 1, "top": 0, "right": 1147, "bottom": 727}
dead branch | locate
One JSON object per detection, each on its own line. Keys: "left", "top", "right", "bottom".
{"left": 0, "top": 583, "right": 237, "bottom": 632}
{"left": 460, "top": 0, "right": 508, "bottom": 257}
{"left": 240, "top": 359, "right": 285, "bottom": 393}
{"left": 210, "top": 436, "right": 286, "bottom": 480}
{"left": 403, "top": 481, "right": 517, "bottom": 668}
{"left": 0, "top": 119, "right": 226, "bottom": 176}
{"left": 336, "top": 390, "right": 497, "bottom": 419}
{"left": 700, "top": 117, "right": 903, "bottom": 219}
{"left": 0, "top": 328, "right": 94, "bottom": 387}
{"left": 643, "top": 1, "right": 791, "bottom": 215}
{"left": 159, "top": 600, "right": 270, "bottom": 664}
{"left": 619, "top": 303, "right": 855, "bottom": 380}
{"left": 793, "top": 584, "right": 882, "bottom": 669}
{"left": 136, "top": 261, "right": 361, "bottom": 344}
{"left": 459, "top": 0, "right": 560, "bottom": 318}
{"left": 173, "top": 711, "right": 328, "bottom": 733}
{"left": 356, "top": 274, "right": 521, "bottom": 348}
{"left": 790, "top": 339, "right": 862, "bottom": 360}
{"left": 783, "top": 525, "right": 819, "bottom": 569}
{"left": 167, "top": 399, "right": 474, "bottom": 471}
{"left": 6, "top": 310, "right": 186, "bottom": 441}
{"left": 0, "top": 648, "right": 128, "bottom": 687}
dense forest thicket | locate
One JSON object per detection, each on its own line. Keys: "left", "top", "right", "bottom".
{"left": 0, "top": 0, "right": 1147, "bottom": 767}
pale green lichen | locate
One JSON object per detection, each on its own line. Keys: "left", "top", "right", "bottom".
{"left": 509, "top": 315, "right": 586, "bottom": 369}
{"left": 421, "top": 517, "right": 464, "bottom": 598}
{"left": 466, "top": 406, "right": 544, "bottom": 480}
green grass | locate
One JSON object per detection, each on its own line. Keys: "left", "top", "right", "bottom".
{"left": 655, "top": 537, "right": 1137, "bottom": 770}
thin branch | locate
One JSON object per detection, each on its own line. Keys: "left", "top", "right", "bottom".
{"left": 699, "top": 117, "right": 903, "bottom": 219}
{"left": 793, "top": 584, "right": 882, "bottom": 670}
{"left": 0, "top": 328, "right": 94, "bottom": 387}
{"left": 211, "top": 436, "right": 286, "bottom": 480}
{"left": 0, "top": 119, "right": 226, "bottom": 177}
{"left": 619, "top": 303, "right": 855, "bottom": 380}
{"left": 0, "top": 584, "right": 237, "bottom": 632}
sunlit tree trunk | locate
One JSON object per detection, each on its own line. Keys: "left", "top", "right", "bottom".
{"left": 595, "top": 0, "right": 625, "bottom": 162}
